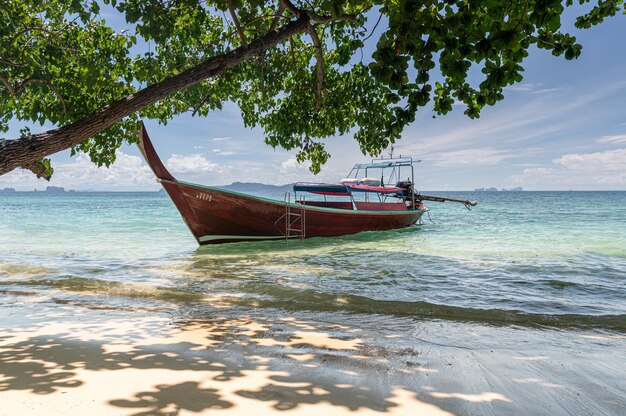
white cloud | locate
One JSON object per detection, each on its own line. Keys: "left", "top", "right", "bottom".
{"left": 510, "top": 148, "right": 626, "bottom": 189}
{"left": 279, "top": 157, "right": 308, "bottom": 174}
{"left": 553, "top": 148, "right": 626, "bottom": 171}
{"left": 397, "top": 80, "right": 626, "bottom": 158}
{"left": 0, "top": 150, "right": 156, "bottom": 191}
{"left": 211, "top": 137, "right": 231, "bottom": 141}
{"left": 597, "top": 135, "right": 626, "bottom": 144}
{"left": 212, "top": 149, "right": 236, "bottom": 156}
{"left": 506, "top": 83, "right": 541, "bottom": 92}
{"left": 166, "top": 154, "right": 222, "bottom": 174}
{"left": 505, "top": 83, "right": 563, "bottom": 94}
{"left": 267, "top": 156, "right": 327, "bottom": 184}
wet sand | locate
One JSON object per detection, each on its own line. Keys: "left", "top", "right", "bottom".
{"left": 1, "top": 295, "right": 625, "bottom": 416}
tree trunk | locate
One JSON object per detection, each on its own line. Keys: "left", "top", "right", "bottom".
{"left": 0, "top": 15, "right": 311, "bottom": 177}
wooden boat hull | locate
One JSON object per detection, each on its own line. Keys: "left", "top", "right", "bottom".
{"left": 160, "top": 180, "right": 424, "bottom": 244}
{"left": 137, "top": 123, "right": 425, "bottom": 245}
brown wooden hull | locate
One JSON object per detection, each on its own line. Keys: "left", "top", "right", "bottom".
{"left": 161, "top": 180, "right": 424, "bottom": 244}
{"left": 137, "top": 123, "right": 425, "bottom": 245}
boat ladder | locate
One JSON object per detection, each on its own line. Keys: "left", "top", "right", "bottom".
{"left": 275, "top": 192, "right": 306, "bottom": 240}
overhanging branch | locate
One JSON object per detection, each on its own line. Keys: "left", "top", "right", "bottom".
{"left": 0, "top": 14, "right": 313, "bottom": 177}
{"left": 0, "top": 5, "right": 358, "bottom": 178}
{"left": 20, "top": 159, "right": 53, "bottom": 181}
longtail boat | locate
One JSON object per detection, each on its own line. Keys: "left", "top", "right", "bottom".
{"left": 138, "top": 124, "right": 476, "bottom": 245}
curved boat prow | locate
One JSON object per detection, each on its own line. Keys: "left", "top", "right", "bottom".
{"left": 137, "top": 122, "right": 176, "bottom": 182}
{"left": 137, "top": 122, "right": 205, "bottom": 243}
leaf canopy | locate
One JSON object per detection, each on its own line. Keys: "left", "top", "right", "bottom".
{"left": 0, "top": 0, "right": 623, "bottom": 173}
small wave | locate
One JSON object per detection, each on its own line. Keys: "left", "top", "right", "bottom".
{"left": 1, "top": 276, "right": 206, "bottom": 302}
{"left": 0, "top": 263, "right": 56, "bottom": 277}
{"left": 222, "top": 284, "right": 626, "bottom": 332}
{"left": 4, "top": 276, "right": 625, "bottom": 332}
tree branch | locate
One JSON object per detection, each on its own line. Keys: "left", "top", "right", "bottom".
{"left": 0, "top": 76, "right": 67, "bottom": 115}
{"left": 280, "top": 0, "right": 300, "bottom": 17}
{"left": 280, "top": 0, "right": 356, "bottom": 23}
{"left": 0, "top": 14, "right": 313, "bottom": 177}
{"left": 0, "top": 74, "right": 15, "bottom": 93}
{"left": 1, "top": 3, "right": 357, "bottom": 178}
{"left": 227, "top": 0, "right": 248, "bottom": 48}
{"left": 270, "top": 2, "right": 285, "bottom": 31}
{"left": 20, "top": 159, "right": 53, "bottom": 181}
{"left": 42, "top": 80, "right": 67, "bottom": 115}
{"left": 307, "top": 25, "right": 324, "bottom": 110}
{"left": 0, "top": 57, "right": 23, "bottom": 67}
{"left": 10, "top": 26, "right": 76, "bottom": 51}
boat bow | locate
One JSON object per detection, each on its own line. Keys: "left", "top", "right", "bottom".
{"left": 137, "top": 123, "right": 204, "bottom": 242}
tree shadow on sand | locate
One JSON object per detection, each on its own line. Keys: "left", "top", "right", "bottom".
{"left": 0, "top": 313, "right": 522, "bottom": 415}
{"left": 109, "top": 381, "right": 232, "bottom": 416}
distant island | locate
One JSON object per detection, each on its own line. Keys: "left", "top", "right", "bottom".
{"left": 33, "top": 186, "right": 75, "bottom": 193}
{"left": 34, "top": 186, "right": 71, "bottom": 193}
{"left": 474, "top": 187, "right": 523, "bottom": 192}
{"left": 1, "top": 186, "right": 76, "bottom": 193}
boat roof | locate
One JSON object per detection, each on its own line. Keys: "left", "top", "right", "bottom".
{"left": 293, "top": 182, "right": 351, "bottom": 196}
{"left": 293, "top": 182, "right": 404, "bottom": 196}
{"left": 354, "top": 162, "right": 395, "bottom": 169}
{"left": 352, "top": 157, "right": 419, "bottom": 170}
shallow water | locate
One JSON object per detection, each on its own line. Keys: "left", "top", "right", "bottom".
{"left": 1, "top": 191, "right": 625, "bottom": 332}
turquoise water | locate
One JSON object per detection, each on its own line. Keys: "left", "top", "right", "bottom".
{"left": 1, "top": 191, "right": 625, "bottom": 331}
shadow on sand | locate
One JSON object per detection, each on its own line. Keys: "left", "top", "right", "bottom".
{"left": 0, "top": 309, "right": 522, "bottom": 415}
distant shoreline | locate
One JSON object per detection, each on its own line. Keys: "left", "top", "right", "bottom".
{"left": 2, "top": 190, "right": 625, "bottom": 194}
{"left": 2, "top": 183, "right": 625, "bottom": 193}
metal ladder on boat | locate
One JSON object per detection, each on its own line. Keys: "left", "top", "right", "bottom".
{"left": 275, "top": 192, "right": 306, "bottom": 240}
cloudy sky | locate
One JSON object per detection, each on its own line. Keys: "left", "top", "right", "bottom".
{"left": 2, "top": 6, "right": 625, "bottom": 191}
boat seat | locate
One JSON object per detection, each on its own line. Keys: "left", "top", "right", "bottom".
{"left": 359, "top": 177, "right": 381, "bottom": 186}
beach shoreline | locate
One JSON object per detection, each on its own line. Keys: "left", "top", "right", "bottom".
{"left": 2, "top": 294, "right": 625, "bottom": 416}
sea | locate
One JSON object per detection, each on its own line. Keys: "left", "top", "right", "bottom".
{"left": 1, "top": 190, "right": 625, "bottom": 332}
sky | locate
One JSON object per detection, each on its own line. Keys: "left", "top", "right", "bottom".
{"left": 1, "top": 5, "right": 625, "bottom": 191}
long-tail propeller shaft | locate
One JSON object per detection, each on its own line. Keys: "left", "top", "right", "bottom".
{"left": 417, "top": 194, "right": 478, "bottom": 210}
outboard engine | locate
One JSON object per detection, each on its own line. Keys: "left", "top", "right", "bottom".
{"left": 396, "top": 180, "right": 415, "bottom": 203}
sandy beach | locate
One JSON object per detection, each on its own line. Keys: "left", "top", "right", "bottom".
{"left": 1, "top": 291, "right": 625, "bottom": 416}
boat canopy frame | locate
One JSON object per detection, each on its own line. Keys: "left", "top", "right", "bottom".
{"left": 293, "top": 156, "right": 422, "bottom": 210}
{"left": 346, "top": 156, "right": 421, "bottom": 187}
{"left": 345, "top": 156, "right": 421, "bottom": 207}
